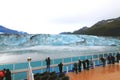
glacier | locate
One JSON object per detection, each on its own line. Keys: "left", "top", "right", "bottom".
{"left": 0, "top": 34, "right": 120, "bottom": 47}
{"left": 0, "top": 34, "right": 120, "bottom": 64}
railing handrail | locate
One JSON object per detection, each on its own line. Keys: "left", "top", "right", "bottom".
{"left": 0, "top": 50, "right": 117, "bottom": 65}
{"left": 11, "top": 58, "right": 99, "bottom": 74}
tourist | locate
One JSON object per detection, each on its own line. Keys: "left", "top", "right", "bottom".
{"left": 0, "top": 69, "right": 5, "bottom": 80}
{"left": 100, "top": 57, "right": 106, "bottom": 67}
{"left": 5, "top": 69, "right": 11, "bottom": 80}
{"left": 78, "top": 59, "right": 81, "bottom": 72}
{"left": 73, "top": 63, "right": 78, "bottom": 74}
{"left": 107, "top": 54, "right": 112, "bottom": 64}
{"left": 82, "top": 60, "right": 86, "bottom": 70}
{"left": 90, "top": 58, "right": 94, "bottom": 69}
{"left": 45, "top": 57, "right": 51, "bottom": 72}
{"left": 116, "top": 53, "right": 120, "bottom": 62}
{"left": 58, "top": 62, "right": 63, "bottom": 73}
{"left": 86, "top": 59, "right": 89, "bottom": 70}
{"left": 111, "top": 56, "right": 115, "bottom": 64}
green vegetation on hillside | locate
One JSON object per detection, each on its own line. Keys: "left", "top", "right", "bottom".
{"left": 73, "top": 17, "right": 120, "bottom": 36}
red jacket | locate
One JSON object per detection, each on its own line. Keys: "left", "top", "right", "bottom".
{"left": 0, "top": 70, "right": 4, "bottom": 78}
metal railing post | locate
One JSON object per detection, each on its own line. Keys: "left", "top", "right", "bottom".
{"left": 27, "top": 57, "right": 34, "bottom": 80}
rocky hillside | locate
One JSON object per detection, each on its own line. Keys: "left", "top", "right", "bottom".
{"left": 73, "top": 17, "right": 120, "bottom": 36}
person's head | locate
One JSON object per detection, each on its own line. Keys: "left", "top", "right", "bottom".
{"left": 6, "top": 69, "right": 10, "bottom": 72}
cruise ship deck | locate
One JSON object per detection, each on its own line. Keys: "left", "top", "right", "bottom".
{"left": 66, "top": 63, "right": 120, "bottom": 80}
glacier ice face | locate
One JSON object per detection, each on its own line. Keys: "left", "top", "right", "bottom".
{"left": 0, "top": 34, "right": 120, "bottom": 47}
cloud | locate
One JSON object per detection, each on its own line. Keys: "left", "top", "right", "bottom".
{"left": 0, "top": 0, "right": 120, "bottom": 34}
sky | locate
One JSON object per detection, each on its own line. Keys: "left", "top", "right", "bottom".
{"left": 0, "top": 0, "right": 120, "bottom": 34}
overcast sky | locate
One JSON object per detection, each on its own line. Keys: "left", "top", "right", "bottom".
{"left": 0, "top": 0, "right": 120, "bottom": 34}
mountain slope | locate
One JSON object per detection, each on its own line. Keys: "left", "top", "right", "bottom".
{"left": 0, "top": 25, "right": 27, "bottom": 35}
{"left": 73, "top": 17, "right": 120, "bottom": 36}
{"left": 73, "top": 26, "right": 88, "bottom": 34}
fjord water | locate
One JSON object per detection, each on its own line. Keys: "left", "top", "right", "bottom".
{"left": 0, "top": 34, "right": 120, "bottom": 64}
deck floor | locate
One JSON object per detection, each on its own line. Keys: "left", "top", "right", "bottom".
{"left": 66, "top": 63, "right": 120, "bottom": 80}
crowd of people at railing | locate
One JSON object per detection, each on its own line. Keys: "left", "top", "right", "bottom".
{"left": 72, "top": 59, "right": 91, "bottom": 74}
{"left": 1, "top": 52, "right": 120, "bottom": 80}
{"left": 72, "top": 53, "right": 120, "bottom": 74}
{"left": 0, "top": 69, "right": 11, "bottom": 80}
{"left": 34, "top": 53, "right": 120, "bottom": 80}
